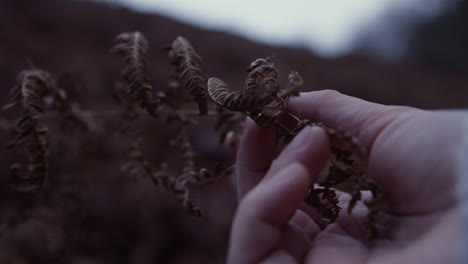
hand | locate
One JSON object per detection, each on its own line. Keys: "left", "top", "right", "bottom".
{"left": 227, "top": 90, "right": 464, "bottom": 264}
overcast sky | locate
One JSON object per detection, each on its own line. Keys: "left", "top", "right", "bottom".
{"left": 110, "top": 0, "right": 450, "bottom": 57}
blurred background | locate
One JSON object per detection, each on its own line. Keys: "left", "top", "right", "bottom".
{"left": 112, "top": 0, "right": 463, "bottom": 60}
{"left": 0, "top": 0, "right": 467, "bottom": 263}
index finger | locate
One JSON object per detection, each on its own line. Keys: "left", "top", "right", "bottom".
{"left": 235, "top": 117, "right": 276, "bottom": 199}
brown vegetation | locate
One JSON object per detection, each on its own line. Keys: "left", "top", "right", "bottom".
{"left": 0, "top": 0, "right": 466, "bottom": 263}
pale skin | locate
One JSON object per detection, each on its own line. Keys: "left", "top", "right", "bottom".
{"left": 227, "top": 90, "right": 463, "bottom": 264}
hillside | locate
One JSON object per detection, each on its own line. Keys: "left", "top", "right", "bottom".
{"left": 1, "top": 0, "right": 467, "bottom": 109}
{"left": 0, "top": 0, "right": 466, "bottom": 263}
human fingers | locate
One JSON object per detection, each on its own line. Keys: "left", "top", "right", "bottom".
{"left": 227, "top": 163, "right": 309, "bottom": 264}
{"left": 227, "top": 127, "right": 329, "bottom": 263}
{"left": 235, "top": 117, "right": 276, "bottom": 199}
{"left": 265, "top": 126, "right": 329, "bottom": 179}
{"left": 288, "top": 91, "right": 465, "bottom": 216}
{"left": 289, "top": 210, "right": 322, "bottom": 242}
{"left": 287, "top": 90, "right": 419, "bottom": 152}
{"left": 265, "top": 126, "right": 330, "bottom": 228}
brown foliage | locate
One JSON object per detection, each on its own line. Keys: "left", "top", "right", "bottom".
{"left": 3, "top": 31, "right": 388, "bottom": 237}
{"left": 206, "top": 52, "right": 386, "bottom": 235}
{"left": 3, "top": 70, "right": 55, "bottom": 191}
{"left": 207, "top": 77, "right": 245, "bottom": 111}
{"left": 169, "top": 36, "right": 208, "bottom": 115}
{"left": 111, "top": 32, "right": 160, "bottom": 116}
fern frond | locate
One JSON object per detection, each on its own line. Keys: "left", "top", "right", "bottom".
{"left": 244, "top": 57, "right": 279, "bottom": 113}
{"left": 207, "top": 77, "right": 244, "bottom": 111}
{"left": 169, "top": 36, "right": 208, "bottom": 115}
{"left": 112, "top": 31, "right": 159, "bottom": 116}
{"left": 4, "top": 70, "right": 54, "bottom": 191}
{"left": 279, "top": 71, "right": 303, "bottom": 99}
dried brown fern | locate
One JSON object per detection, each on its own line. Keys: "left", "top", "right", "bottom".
{"left": 207, "top": 58, "right": 302, "bottom": 129}
{"left": 244, "top": 57, "right": 279, "bottom": 115}
{"left": 168, "top": 36, "right": 208, "bottom": 115}
{"left": 207, "top": 77, "right": 244, "bottom": 111}
{"left": 112, "top": 35, "right": 233, "bottom": 215}
{"left": 305, "top": 185, "right": 341, "bottom": 223}
{"left": 121, "top": 134, "right": 232, "bottom": 216}
{"left": 111, "top": 32, "right": 159, "bottom": 116}
{"left": 279, "top": 71, "right": 303, "bottom": 99}
{"left": 1, "top": 32, "right": 388, "bottom": 237}
{"left": 207, "top": 55, "right": 387, "bottom": 235}
{"left": 120, "top": 136, "right": 203, "bottom": 215}
{"left": 3, "top": 69, "right": 55, "bottom": 191}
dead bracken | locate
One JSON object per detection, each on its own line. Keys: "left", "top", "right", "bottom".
{"left": 3, "top": 31, "right": 388, "bottom": 238}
